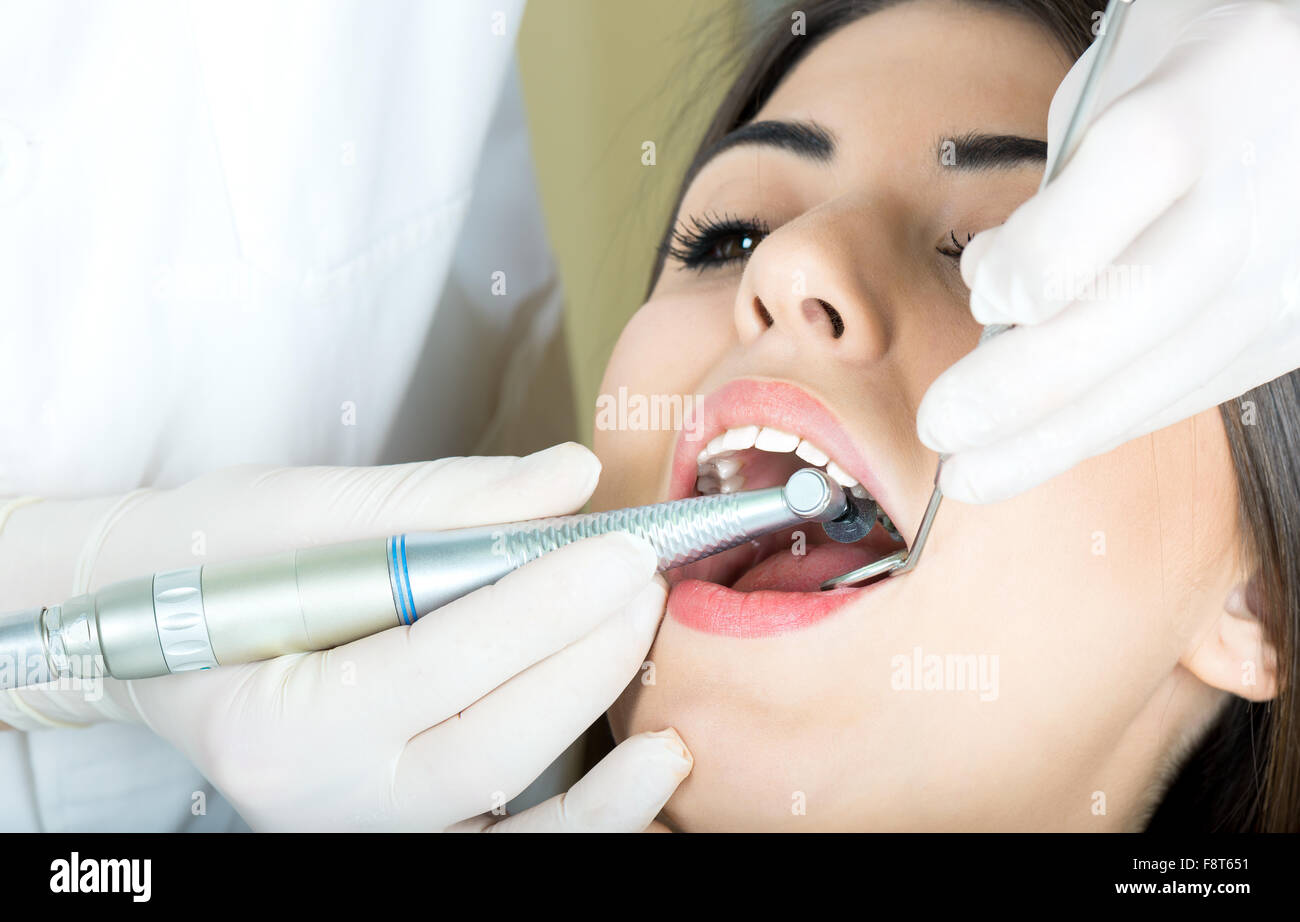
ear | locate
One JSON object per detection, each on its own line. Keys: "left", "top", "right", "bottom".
{"left": 1181, "top": 577, "right": 1280, "bottom": 702}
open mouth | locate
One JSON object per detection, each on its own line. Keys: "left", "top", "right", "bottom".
{"left": 664, "top": 378, "right": 908, "bottom": 637}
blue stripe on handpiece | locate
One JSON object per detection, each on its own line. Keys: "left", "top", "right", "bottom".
{"left": 389, "top": 536, "right": 413, "bottom": 626}
{"left": 399, "top": 534, "right": 417, "bottom": 624}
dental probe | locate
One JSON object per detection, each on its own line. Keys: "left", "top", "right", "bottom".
{"left": 0, "top": 468, "right": 863, "bottom": 690}
{"left": 821, "top": 0, "right": 1136, "bottom": 590}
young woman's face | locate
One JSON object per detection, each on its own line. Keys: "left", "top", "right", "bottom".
{"left": 593, "top": 0, "right": 1241, "bottom": 831}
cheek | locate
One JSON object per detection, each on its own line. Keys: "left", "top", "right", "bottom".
{"left": 592, "top": 290, "right": 736, "bottom": 509}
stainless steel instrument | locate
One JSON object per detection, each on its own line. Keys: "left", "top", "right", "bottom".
{"left": 0, "top": 467, "right": 860, "bottom": 689}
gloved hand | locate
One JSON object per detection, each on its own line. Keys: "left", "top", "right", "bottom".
{"left": 916, "top": 0, "right": 1300, "bottom": 503}
{"left": 0, "top": 443, "right": 691, "bottom": 831}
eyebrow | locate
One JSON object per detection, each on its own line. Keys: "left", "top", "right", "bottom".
{"left": 696, "top": 119, "right": 836, "bottom": 171}
{"left": 693, "top": 121, "right": 1046, "bottom": 179}
{"left": 936, "top": 131, "right": 1047, "bottom": 171}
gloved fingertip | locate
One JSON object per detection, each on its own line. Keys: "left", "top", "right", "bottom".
{"left": 915, "top": 417, "right": 947, "bottom": 454}
{"left": 960, "top": 227, "right": 999, "bottom": 289}
{"left": 626, "top": 573, "right": 669, "bottom": 634}
{"left": 968, "top": 287, "right": 1007, "bottom": 326}
{"left": 524, "top": 729, "right": 691, "bottom": 832}
{"left": 1006, "top": 272, "right": 1041, "bottom": 323}
{"left": 517, "top": 532, "right": 660, "bottom": 620}
{"left": 915, "top": 388, "right": 964, "bottom": 454}
{"left": 523, "top": 440, "right": 600, "bottom": 472}
{"left": 633, "top": 728, "right": 694, "bottom": 777}
{"left": 599, "top": 531, "right": 660, "bottom": 579}
{"left": 520, "top": 442, "right": 602, "bottom": 497}
{"left": 941, "top": 455, "right": 1026, "bottom": 505}
{"left": 936, "top": 458, "right": 980, "bottom": 505}
{"left": 970, "top": 266, "right": 1037, "bottom": 328}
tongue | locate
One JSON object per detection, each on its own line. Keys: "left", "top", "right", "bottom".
{"left": 731, "top": 542, "right": 879, "bottom": 593}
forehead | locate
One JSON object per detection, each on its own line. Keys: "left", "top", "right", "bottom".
{"left": 754, "top": 1, "right": 1069, "bottom": 154}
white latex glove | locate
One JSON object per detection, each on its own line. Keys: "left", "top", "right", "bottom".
{"left": 916, "top": 0, "right": 1300, "bottom": 503}
{"left": 0, "top": 443, "right": 691, "bottom": 831}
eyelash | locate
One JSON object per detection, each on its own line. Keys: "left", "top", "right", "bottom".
{"left": 663, "top": 213, "right": 973, "bottom": 270}
{"left": 938, "top": 229, "right": 972, "bottom": 260}
{"left": 663, "top": 212, "right": 770, "bottom": 271}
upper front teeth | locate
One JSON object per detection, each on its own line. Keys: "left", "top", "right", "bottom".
{"left": 754, "top": 427, "right": 800, "bottom": 452}
{"left": 794, "top": 439, "right": 828, "bottom": 466}
{"left": 696, "top": 425, "right": 868, "bottom": 497}
{"left": 721, "top": 425, "right": 759, "bottom": 451}
{"left": 825, "top": 461, "right": 856, "bottom": 488}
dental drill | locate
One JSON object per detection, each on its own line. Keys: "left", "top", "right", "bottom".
{"left": 0, "top": 468, "right": 875, "bottom": 690}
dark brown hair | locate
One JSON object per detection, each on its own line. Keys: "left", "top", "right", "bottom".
{"left": 649, "top": 0, "right": 1298, "bottom": 831}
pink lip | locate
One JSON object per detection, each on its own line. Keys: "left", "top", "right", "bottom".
{"left": 667, "top": 577, "right": 892, "bottom": 639}
{"left": 664, "top": 378, "right": 900, "bottom": 638}
{"left": 668, "top": 379, "right": 896, "bottom": 513}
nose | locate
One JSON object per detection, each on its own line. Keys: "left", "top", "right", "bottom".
{"left": 734, "top": 201, "right": 891, "bottom": 362}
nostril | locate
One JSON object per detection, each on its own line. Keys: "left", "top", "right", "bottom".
{"left": 754, "top": 296, "right": 774, "bottom": 328}
{"left": 818, "top": 300, "right": 845, "bottom": 339}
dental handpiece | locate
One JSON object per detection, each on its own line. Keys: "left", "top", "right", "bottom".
{"left": 0, "top": 468, "right": 862, "bottom": 690}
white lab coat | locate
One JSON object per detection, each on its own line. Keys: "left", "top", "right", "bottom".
{"left": 0, "top": 0, "right": 569, "bottom": 831}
